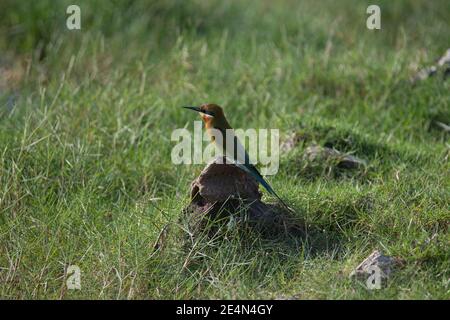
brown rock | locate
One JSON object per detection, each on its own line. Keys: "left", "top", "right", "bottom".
{"left": 182, "top": 157, "right": 303, "bottom": 238}
{"left": 190, "top": 157, "right": 261, "bottom": 203}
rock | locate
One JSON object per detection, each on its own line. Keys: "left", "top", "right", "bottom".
{"left": 190, "top": 157, "right": 261, "bottom": 203}
{"left": 434, "top": 121, "right": 450, "bottom": 133}
{"left": 412, "top": 48, "right": 450, "bottom": 82}
{"left": 304, "top": 145, "right": 366, "bottom": 169}
{"left": 182, "top": 156, "right": 303, "bottom": 238}
{"left": 350, "top": 250, "right": 403, "bottom": 283}
{"left": 413, "top": 66, "right": 437, "bottom": 81}
{"left": 280, "top": 131, "right": 310, "bottom": 152}
{"left": 281, "top": 134, "right": 367, "bottom": 173}
{"left": 437, "top": 48, "right": 450, "bottom": 67}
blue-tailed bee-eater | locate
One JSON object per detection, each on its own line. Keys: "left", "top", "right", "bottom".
{"left": 183, "top": 103, "right": 289, "bottom": 209}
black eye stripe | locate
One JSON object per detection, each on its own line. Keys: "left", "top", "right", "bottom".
{"left": 202, "top": 110, "right": 215, "bottom": 116}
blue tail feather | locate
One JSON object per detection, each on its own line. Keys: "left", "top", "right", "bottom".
{"left": 236, "top": 163, "right": 290, "bottom": 209}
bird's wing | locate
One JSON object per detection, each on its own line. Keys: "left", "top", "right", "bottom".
{"left": 223, "top": 131, "right": 275, "bottom": 195}
{"left": 220, "top": 129, "right": 291, "bottom": 209}
{"left": 223, "top": 130, "right": 251, "bottom": 166}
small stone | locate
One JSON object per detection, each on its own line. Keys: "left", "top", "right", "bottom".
{"left": 412, "top": 48, "right": 450, "bottom": 82}
{"left": 434, "top": 121, "right": 450, "bottom": 133}
{"left": 437, "top": 48, "right": 450, "bottom": 67}
{"left": 280, "top": 132, "right": 309, "bottom": 152}
{"left": 350, "top": 250, "right": 403, "bottom": 282}
{"left": 304, "top": 145, "right": 366, "bottom": 169}
{"left": 413, "top": 66, "right": 437, "bottom": 81}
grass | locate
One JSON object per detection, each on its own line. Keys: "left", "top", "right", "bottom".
{"left": 0, "top": 0, "right": 449, "bottom": 299}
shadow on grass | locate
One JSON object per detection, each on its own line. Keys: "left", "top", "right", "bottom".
{"left": 281, "top": 123, "right": 435, "bottom": 183}
{"left": 170, "top": 199, "right": 354, "bottom": 278}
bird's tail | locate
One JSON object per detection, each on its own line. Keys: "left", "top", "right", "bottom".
{"left": 258, "top": 177, "right": 292, "bottom": 211}
{"left": 237, "top": 163, "right": 292, "bottom": 212}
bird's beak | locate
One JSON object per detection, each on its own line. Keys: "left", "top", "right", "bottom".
{"left": 182, "top": 106, "right": 202, "bottom": 113}
{"left": 182, "top": 105, "right": 214, "bottom": 117}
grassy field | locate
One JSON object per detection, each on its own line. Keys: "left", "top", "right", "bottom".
{"left": 0, "top": 0, "right": 449, "bottom": 299}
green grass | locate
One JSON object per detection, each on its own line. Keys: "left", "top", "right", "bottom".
{"left": 0, "top": 0, "right": 449, "bottom": 299}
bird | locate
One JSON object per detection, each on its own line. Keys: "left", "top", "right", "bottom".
{"left": 183, "top": 103, "right": 290, "bottom": 209}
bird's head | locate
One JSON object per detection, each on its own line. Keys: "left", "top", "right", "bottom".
{"left": 182, "top": 103, "right": 225, "bottom": 125}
